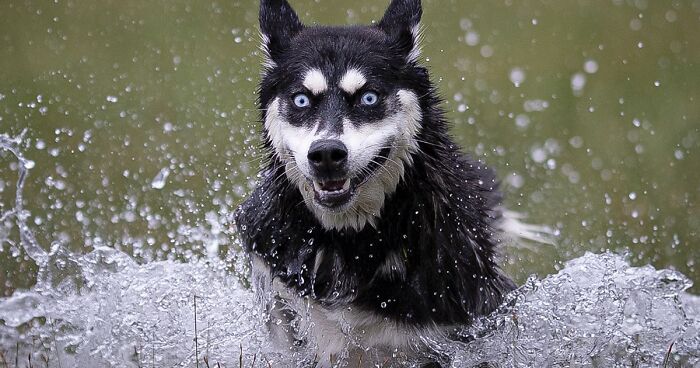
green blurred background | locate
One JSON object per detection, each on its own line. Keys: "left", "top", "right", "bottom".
{"left": 1, "top": 0, "right": 698, "bottom": 295}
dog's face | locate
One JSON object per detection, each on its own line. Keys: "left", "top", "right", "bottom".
{"left": 259, "top": 0, "right": 425, "bottom": 231}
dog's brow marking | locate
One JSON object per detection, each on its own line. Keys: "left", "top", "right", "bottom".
{"left": 339, "top": 69, "right": 367, "bottom": 95}
{"left": 303, "top": 69, "right": 328, "bottom": 95}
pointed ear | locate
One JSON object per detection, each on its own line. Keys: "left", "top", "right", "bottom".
{"left": 259, "top": 0, "right": 303, "bottom": 65}
{"left": 377, "top": 0, "right": 422, "bottom": 62}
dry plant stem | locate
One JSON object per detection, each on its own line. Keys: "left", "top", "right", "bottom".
{"left": 194, "top": 295, "right": 200, "bottom": 368}
{"left": 152, "top": 331, "right": 155, "bottom": 368}
{"left": 663, "top": 341, "right": 675, "bottom": 368}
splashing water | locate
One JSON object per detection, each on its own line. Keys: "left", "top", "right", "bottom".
{"left": 0, "top": 133, "right": 698, "bottom": 367}
{"left": 447, "top": 254, "right": 699, "bottom": 367}
{"left": 150, "top": 167, "right": 170, "bottom": 190}
{"left": 0, "top": 131, "right": 47, "bottom": 265}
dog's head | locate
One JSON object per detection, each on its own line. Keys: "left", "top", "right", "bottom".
{"left": 258, "top": 0, "right": 427, "bottom": 231}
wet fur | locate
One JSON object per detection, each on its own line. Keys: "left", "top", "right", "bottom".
{"left": 236, "top": 0, "right": 518, "bottom": 365}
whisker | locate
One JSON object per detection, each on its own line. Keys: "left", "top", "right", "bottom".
{"left": 369, "top": 159, "right": 401, "bottom": 183}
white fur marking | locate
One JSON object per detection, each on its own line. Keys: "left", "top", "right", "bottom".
{"left": 258, "top": 252, "right": 446, "bottom": 365}
{"left": 339, "top": 68, "right": 367, "bottom": 94}
{"left": 407, "top": 24, "right": 423, "bottom": 63}
{"left": 303, "top": 68, "right": 328, "bottom": 95}
{"left": 301, "top": 89, "right": 423, "bottom": 231}
{"left": 258, "top": 32, "right": 276, "bottom": 71}
{"left": 264, "top": 97, "right": 316, "bottom": 177}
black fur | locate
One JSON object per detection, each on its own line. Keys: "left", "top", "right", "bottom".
{"left": 237, "top": 0, "right": 515, "bottom": 334}
{"left": 259, "top": 0, "right": 303, "bottom": 63}
{"left": 378, "top": 0, "right": 422, "bottom": 57}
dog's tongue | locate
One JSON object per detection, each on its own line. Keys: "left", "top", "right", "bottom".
{"left": 321, "top": 180, "right": 345, "bottom": 191}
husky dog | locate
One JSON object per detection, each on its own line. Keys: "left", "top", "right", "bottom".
{"left": 235, "top": 0, "right": 546, "bottom": 365}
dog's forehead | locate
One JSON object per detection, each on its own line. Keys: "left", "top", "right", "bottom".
{"left": 285, "top": 26, "right": 391, "bottom": 84}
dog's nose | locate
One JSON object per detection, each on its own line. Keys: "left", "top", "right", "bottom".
{"left": 307, "top": 139, "right": 348, "bottom": 174}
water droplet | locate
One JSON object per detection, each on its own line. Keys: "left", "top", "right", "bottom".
{"left": 571, "top": 73, "right": 586, "bottom": 96}
{"left": 629, "top": 18, "right": 642, "bottom": 31}
{"left": 584, "top": 59, "right": 599, "bottom": 74}
{"left": 515, "top": 114, "right": 530, "bottom": 129}
{"left": 480, "top": 45, "right": 494, "bottom": 58}
{"left": 523, "top": 99, "right": 549, "bottom": 112}
{"left": 465, "top": 31, "right": 479, "bottom": 46}
{"left": 509, "top": 67, "right": 526, "bottom": 87}
{"left": 151, "top": 168, "right": 170, "bottom": 190}
{"left": 531, "top": 147, "right": 547, "bottom": 163}
{"left": 665, "top": 10, "right": 677, "bottom": 23}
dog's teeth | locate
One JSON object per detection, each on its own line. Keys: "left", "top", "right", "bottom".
{"left": 313, "top": 181, "right": 322, "bottom": 192}
{"left": 342, "top": 179, "right": 351, "bottom": 190}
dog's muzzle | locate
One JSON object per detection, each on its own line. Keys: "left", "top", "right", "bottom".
{"left": 307, "top": 139, "right": 348, "bottom": 178}
{"left": 306, "top": 139, "right": 354, "bottom": 208}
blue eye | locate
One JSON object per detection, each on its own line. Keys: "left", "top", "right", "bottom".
{"left": 293, "top": 93, "right": 310, "bottom": 108}
{"left": 361, "top": 91, "right": 379, "bottom": 106}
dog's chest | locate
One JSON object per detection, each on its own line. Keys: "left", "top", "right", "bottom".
{"left": 250, "top": 255, "right": 429, "bottom": 365}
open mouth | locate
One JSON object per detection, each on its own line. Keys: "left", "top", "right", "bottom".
{"left": 312, "top": 178, "right": 353, "bottom": 208}
{"left": 309, "top": 146, "right": 393, "bottom": 209}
